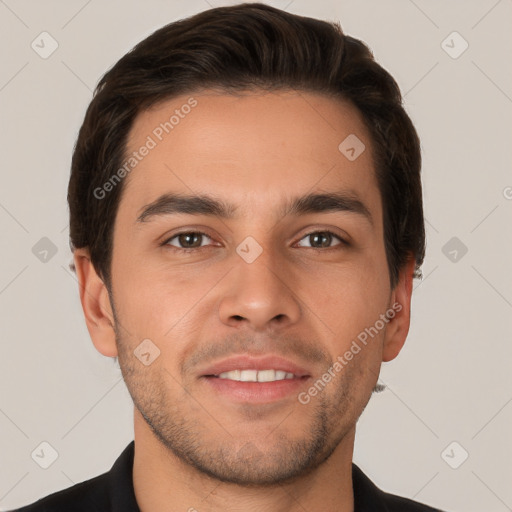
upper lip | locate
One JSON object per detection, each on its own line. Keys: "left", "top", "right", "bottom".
{"left": 199, "top": 354, "right": 311, "bottom": 378}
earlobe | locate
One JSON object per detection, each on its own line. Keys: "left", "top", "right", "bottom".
{"left": 382, "top": 258, "right": 416, "bottom": 363}
{"left": 73, "top": 248, "right": 118, "bottom": 358}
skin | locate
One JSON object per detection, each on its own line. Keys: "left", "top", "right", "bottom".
{"left": 74, "top": 89, "right": 415, "bottom": 512}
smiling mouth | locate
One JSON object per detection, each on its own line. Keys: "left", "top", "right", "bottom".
{"left": 209, "top": 369, "right": 304, "bottom": 382}
{"left": 202, "top": 367, "right": 310, "bottom": 403}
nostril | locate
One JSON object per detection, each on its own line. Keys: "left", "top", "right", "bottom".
{"left": 232, "top": 315, "right": 244, "bottom": 321}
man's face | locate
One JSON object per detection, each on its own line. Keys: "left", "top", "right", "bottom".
{"left": 107, "top": 90, "right": 399, "bottom": 485}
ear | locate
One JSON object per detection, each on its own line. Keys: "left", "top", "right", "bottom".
{"left": 382, "top": 258, "right": 416, "bottom": 362}
{"left": 73, "top": 248, "right": 118, "bottom": 358}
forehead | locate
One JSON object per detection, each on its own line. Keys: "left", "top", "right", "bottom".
{"left": 120, "top": 90, "right": 380, "bottom": 221}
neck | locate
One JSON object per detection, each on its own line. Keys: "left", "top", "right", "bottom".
{"left": 132, "top": 410, "right": 355, "bottom": 512}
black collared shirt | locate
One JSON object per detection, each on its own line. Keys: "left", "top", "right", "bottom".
{"left": 10, "top": 441, "right": 445, "bottom": 511}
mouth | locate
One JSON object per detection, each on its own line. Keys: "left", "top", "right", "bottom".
{"left": 213, "top": 369, "right": 300, "bottom": 382}
{"left": 199, "top": 355, "right": 311, "bottom": 403}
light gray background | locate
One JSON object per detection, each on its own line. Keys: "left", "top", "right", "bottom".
{"left": 0, "top": 1, "right": 511, "bottom": 511}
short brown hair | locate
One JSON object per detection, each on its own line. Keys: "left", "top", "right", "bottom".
{"left": 68, "top": 2, "right": 425, "bottom": 289}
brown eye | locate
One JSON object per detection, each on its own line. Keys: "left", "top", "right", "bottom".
{"left": 296, "top": 231, "right": 345, "bottom": 249}
{"left": 165, "top": 232, "right": 212, "bottom": 249}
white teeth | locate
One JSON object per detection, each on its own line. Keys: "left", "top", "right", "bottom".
{"left": 257, "top": 369, "right": 275, "bottom": 382}
{"left": 216, "top": 369, "right": 297, "bottom": 382}
{"left": 241, "top": 369, "right": 258, "bottom": 382}
{"left": 218, "top": 370, "right": 241, "bottom": 380}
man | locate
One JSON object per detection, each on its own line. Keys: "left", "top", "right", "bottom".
{"left": 12, "top": 3, "right": 446, "bottom": 511}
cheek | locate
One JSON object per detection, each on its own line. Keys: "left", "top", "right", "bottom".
{"left": 307, "top": 258, "right": 390, "bottom": 352}
{"left": 112, "top": 261, "right": 224, "bottom": 344}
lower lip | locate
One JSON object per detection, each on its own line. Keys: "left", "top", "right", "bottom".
{"left": 201, "top": 376, "right": 310, "bottom": 403}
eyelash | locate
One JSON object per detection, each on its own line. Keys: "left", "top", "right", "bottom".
{"left": 161, "top": 230, "right": 349, "bottom": 254}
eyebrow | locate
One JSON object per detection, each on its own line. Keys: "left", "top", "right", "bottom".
{"left": 136, "top": 191, "right": 373, "bottom": 225}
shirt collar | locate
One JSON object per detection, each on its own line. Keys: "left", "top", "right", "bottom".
{"left": 352, "top": 462, "right": 390, "bottom": 511}
{"left": 109, "top": 440, "right": 140, "bottom": 511}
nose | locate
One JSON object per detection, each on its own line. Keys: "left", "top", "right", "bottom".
{"left": 218, "top": 249, "right": 302, "bottom": 332}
